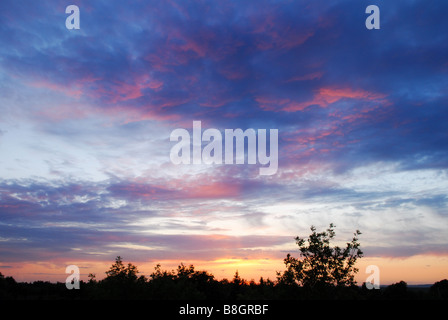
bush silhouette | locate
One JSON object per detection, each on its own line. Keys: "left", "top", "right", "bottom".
{"left": 383, "top": 280, "right": 408, "bottom": 300}
{"left": 98, "top": 256, "right": 147, "bottom": 299}
{"left": 429, "top": 279, "right": 448, "bottom": 300}
{"left": 277, "top": 224, "right": 363, "bottom": 298}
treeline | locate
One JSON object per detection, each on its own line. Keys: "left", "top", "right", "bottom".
{"left": 1, "top": 226, "right": 447, "bottom": 300}
{"left": 1, "top": 257, "right": 447, "bottom": 300}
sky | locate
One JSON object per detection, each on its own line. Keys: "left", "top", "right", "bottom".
{"left": 0, "top": 0, "right": 447, "bottom": 285}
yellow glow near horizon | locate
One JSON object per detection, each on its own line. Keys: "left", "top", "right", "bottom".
{"left": 2, "top": 254, "right": 447, "bottom": 285}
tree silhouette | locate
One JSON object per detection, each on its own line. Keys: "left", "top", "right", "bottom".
{"left": 277, "top": 223, "right": 363, "bottom": 291}
{"left": 105, "top": 256, "right": 140, "bottom": 282}
{"left": 430, "top": 279, "right": 448, "bottom": 300}
{"left": 101, "top": 256, "right": 146, "bottom": 299}
{"left": 383, "top": 280, "right": 408, "bottom": 300}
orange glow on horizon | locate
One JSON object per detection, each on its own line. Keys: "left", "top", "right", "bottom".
{"left": 2, "top": 255, "right": 447, "bottom": 286}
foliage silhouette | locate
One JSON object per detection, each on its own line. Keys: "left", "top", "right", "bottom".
{"left": 277, "top": 224, "right": 363, "bottom": 298}
{"left": 383, "top": 280, "right": 408, "bottom": 299}
{"left": 429, "top": 279, "right": 448, "bottom": 300}
{"left": 0, "top": 226, "right": 447, "bottom": 300}
{"left": 1, "top": 266, "right": 445, "bottom": 300}
{"left": 98, "top": 256, "right": 147, "bottom": 299}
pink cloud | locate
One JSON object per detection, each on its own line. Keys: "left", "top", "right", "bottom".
{"left": 28, "top": 79, "right": 83, "bottom": 98}
{"left": 249, "top": 12, "right": 314, "bottom": 51}
{"left": 255, "top": 97, "right": 293, "bottom": 112}
{"left": 255, "top": 30, "right": 314, "bottom": 51}
{"left": 284, "top": 87, "right": 387, "bottom": 112}
{"left": 199, "top": 94, "right": 236, "bottom": 108}
{"left": 257, "top": 86, "right": 388, "bottom": 112}
{"left": 109, "top": 174, "right": 243, "bottom": 202}
{"left": 182, "top": 181, "right": 241, "bottom": 199}
{"left": 155, "top": 174, "right": 242, "bottom": 200}
{"left": 89, "top": 73, "right": 164, "bottom": 103}
{"left": 219, "top": 66, "right": 248, "bottom": 80}
{"left": 26, "top": 73, "right": 102, "bottom": 99}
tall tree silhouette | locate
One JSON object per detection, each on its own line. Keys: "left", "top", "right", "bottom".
{"left": 277, "top": 224, "right": 363, "bottom": 290}
{"left": 101, "top": 256, "right": 146, "bottom": 299}
{"left": 105, "top": 256, "right": 140, "bottom": 282}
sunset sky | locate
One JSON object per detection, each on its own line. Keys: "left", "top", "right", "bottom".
{"left": 1, "top": 0, "right": 447, "bottom": 286}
